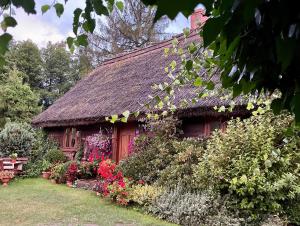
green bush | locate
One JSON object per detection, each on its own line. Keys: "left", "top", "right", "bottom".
{"left": 195, "top": 113, "right": 300, "bottom": 219}
{"left": 129, "top": 184, "right": 164, "bottom": 207}
{"left": 286, "top": 197, "right": 300, "bottom": 225}
{"left": 0, "top": 122, "right": 35, "bottom": 157}
{"left": 23, "top": 131, "right": 59, "bottom": 178}
{"left": 157, "top": 138, "right": 206, "bottom": 190}
{"left": 50, "top": 162, "right": 70, "bottom": 183}
{"left": 44, "top": 149, "right": 66, "bottom": 164}
{"left": 118, "top": 117, "right": 180, "bottom": 183}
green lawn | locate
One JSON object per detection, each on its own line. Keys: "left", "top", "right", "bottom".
{"left": 0, "top": 178, "right": 175, "bottom": 226}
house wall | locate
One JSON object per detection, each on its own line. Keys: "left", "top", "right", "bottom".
{"left": 44, "top": 115, "right": 238, "bottom": 162}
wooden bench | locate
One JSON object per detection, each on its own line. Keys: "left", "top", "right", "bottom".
{"left": 0, "top": 158, "right": 28, "bottom": 173}
{"left": 0, "top": 159, "right": 3, "bottom": 171}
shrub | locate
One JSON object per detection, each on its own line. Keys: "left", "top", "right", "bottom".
{"left": 44, "top": 149, "right": 66, "bottom": 164}
{"left": 286, "top": 197, "right": 300, "bottom": 225}
{"left": 97, "top": 159, "right": 132, "bottom": 205}
{"left": 23, "top": 131, "right": 59, "bottom": 178}
{"left": 195, "top": 113, "right": 300, "bottom": 219}
{"left": 129, "top": 184, "right": 164, "bottom": 206}
{"left": 118, "top": 117, "right": 180, "bottom": 183}
{"left": 50, "top": 162, "right": 69, "bottom": 183}
{"left": 148, "top": 185, "right": 241, "bottom": 226}
{"left": 77, "top": 161, "right": 97, "bottom": 179}
{"left": 157, "top": 138, "right": 206, "bottom": 190}
{"left": 0, "top": 122, "right": 35, "bottom": 157}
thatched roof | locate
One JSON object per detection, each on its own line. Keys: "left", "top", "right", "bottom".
{"left": 32, "top": 32, "right": 245, "bottom": 128}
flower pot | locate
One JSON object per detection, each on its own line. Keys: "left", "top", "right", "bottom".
{"left": 1, "top": 177, "right": 11, "bottom": 187}
{"left": 42, "top": 171, "right": 51, "bottom": 179}
{"left": 11, "top": 159, "right": 16, "bottom": 164}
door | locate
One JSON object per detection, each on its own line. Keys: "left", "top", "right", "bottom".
{"left": 117, "top": 123, "right": 136, "bottom": 163}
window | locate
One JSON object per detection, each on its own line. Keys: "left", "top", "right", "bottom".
{"left": 63, "top": 128, "right": 80, "bottom": 149}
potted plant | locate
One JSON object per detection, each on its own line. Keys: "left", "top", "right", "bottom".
{"left": 10, "top": 153, "right": 18, "bottom": 163}
{"left": 50, "top": 163, "right": 65, "bottom": 184}
{"left": 41, "top": 160, "right": 52, "bottom": 179}
{"left": 0, "top": 170, "right": 14, "bottom": 187}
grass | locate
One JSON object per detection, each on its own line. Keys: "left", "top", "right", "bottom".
{"left": 0, "top": 178, "right": 175, "bottom": 226}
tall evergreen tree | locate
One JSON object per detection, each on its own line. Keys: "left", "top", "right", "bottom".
{"left": 0, "top": 69, "right": 41, "bottom": 127}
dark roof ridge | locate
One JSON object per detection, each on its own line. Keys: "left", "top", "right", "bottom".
{"left": 99, "top": 31, "right": 199, "bottom": 67}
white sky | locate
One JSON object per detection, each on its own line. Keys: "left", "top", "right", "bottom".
{"left": 5, "top": 1, "right": 190, "bottom": 47}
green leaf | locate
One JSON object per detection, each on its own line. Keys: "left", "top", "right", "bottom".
{"left": 206, "top": 81, "right": 215, "bottom": 90}
{"left": 116, "top": 1, "right": 124, "bottom": 11}
{"left": 120, "top": 117, "right": 127, "bottom": 123}
{"left": 0, "top": 33, "right": 12, "bottom": 55}
{"left": 193, "top": 77, "right": 203, "bottom": 87}
{"left": 110, "top": 114, "right": 118, "bottom": 123}
{"left": 92, "top": 0, "right": 109, "bottom": 16}
{"left": 271, "top": 98, "right": 283, "bottom": 115}
{"left": 41, "top": 4, "right": 50, "bottom": 14}
{"left": 66, "top": 37, "right": 74, "bottom": 49}
{"left": 292, "top": 93, "right": 300, "bottom": 123}
{"left": 77, "top": 34, "right": 88, "bottom": 47}
{"left": 12, "top": 0, "right": 36, "bottom": 14}
{"left": 3, "top": 16, "right": 17, "bottom": 28}
{"left": 73, "top": 8, "right": 82, "bottom": 35}
{"left": 82, "top": 19, "right": 96, "bottom": 33}
{"left": 203, "top": 17, "right": 224, "bottom": 47}
{"left": 122, "top": 110, "right": 130, "bottom": 119}
{"left": 185, "top": 60, "right": 193, "bottom": 71}
{"left": 133, "top": 111, "right": 140, "bottom": 118}
{"left": 54, "top": 3, "right": 64, "bottom": 17}
{"left": 276, "top": 38, "right": 296, "bottom": 70}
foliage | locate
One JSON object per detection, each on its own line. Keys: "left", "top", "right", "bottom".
{"left": 286, "top": 197, "right": 300, "bottom": 225}
{"left": 41, "top": 160, "right": 52, "bottom": 172}
{"left": 97, "top": 159, "right": 132, "bottom": 205}
{"left": 0, "top": 69, "right": 40, "bottom": 127}
{"left": 129, "top": 184, "right": 164, "bottom": 207}
{"left": 44, "top": 149, "right": 66, "bottom": 164}
{"left": 0, "top": 122, "right": 35, "bottom": 157}
{"left": 140, "top": 0, "right": 300, "bottom": 123}
{"left": 86, "top": 0, "right": 169, "bottom": 65}
{"left": 50, "top": 162, "right": 68, "bottom": 183}
{"left": 40, "top": 42, "right": 80, "bottom": 107}
{"left": 77, "top": 161, "right": 97, "bottom": 179}
{"left": 118, "top": 117, "right": 179, "bottom": 183}
{"left": 66, "top": 161, "right": 78, "bottom": 182}
{"left": 22, "top": 160, "right": 44, "bottom": 178}
{"left": 195, "top": 113, "right": 300, "bottom": 219}
{"left": 148, "top": 186, "right": 241, "bottom": 226}
{"left": 7, "top": 40, "right": 43, "bottom": 88}
{"left": 23, "top": 131, "right": 59, "bottom": 178}
{"left": 157, "top": 138, "right": 206, "bottom": 189}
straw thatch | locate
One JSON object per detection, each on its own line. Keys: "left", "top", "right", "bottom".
{"left": 32, "top": 33, "right": 245, "bottom": 128}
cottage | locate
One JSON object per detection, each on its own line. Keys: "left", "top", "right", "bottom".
{"left": 32, "top": 11, "right": 247, "bottom": 162}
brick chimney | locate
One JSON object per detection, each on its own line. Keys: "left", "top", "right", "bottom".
{"left": 190, "top": 9, "right": 208, "bottom": 29}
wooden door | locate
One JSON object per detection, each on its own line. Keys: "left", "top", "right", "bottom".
{"left": 117, "top": 124, "right": 136, "bottom": 163}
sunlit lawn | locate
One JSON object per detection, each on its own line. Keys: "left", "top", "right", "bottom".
{"left": 0, "top": 178, "right": 175, "bottom": 226}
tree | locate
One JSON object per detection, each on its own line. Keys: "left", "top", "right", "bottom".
{"left": 86, "top": 0, "right": 169, "bottom": 64}
{"left": 41, "top": 42, "right": 79, "bottom": 107}
{"left": 7, "top": 40, "right": 43, "bottom": 90}
{"left": 1, "top": 0, "right": 300, "bottom": 121}
{"left": 0, "top": 69, "right": 40, "bottom": 127}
